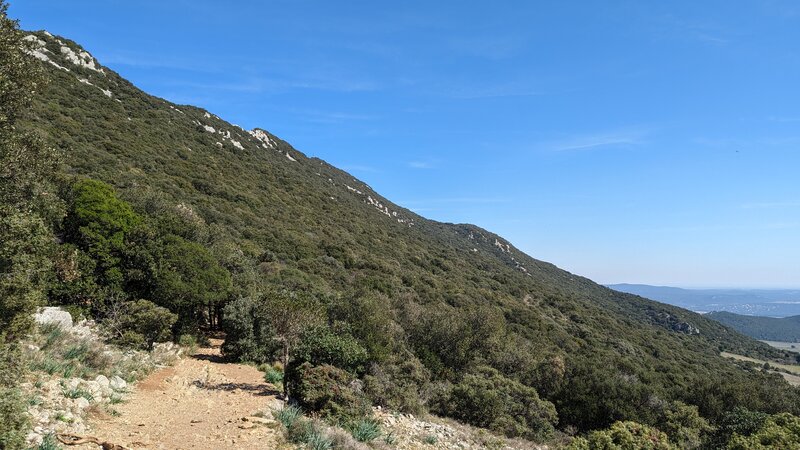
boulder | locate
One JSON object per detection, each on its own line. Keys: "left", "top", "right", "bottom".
{"left": 34, "top": 307, "right": 73, "bottom": 329}
{"left": 95, "top": 375, "right": 110, "bottom": 389}
{"left": 110, "top": 375, "right": 127, "bottom": 391}
{"left": 74, "top": 397, "right": 90, "bottom": 410}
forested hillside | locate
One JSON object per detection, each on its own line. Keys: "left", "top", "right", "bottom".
{"left": 708, "top": 311, "right": 800, "bottom": 343}
{"left": 4, "top": 13, "right": 800, "bottom": 448}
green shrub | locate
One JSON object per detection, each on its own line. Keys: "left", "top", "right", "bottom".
{"left": 434, "top": 365, "right": 557, "bottom": 441}
{"left": 292, "top": 325, "right": 368, "bottom": 375}
{"left": 110, "top": 299, "right": 177, "bottom": 350}
{"left": 709, "top": 407, "right": 770, "bottom": 448}
{"left": 364, "top": 353, "right": 431, "bottom": 414}
{"left": 286, "top": 418, "right": 314, "bottom": 444}
{"left": 657, "top": 401, "right": 710, "bottom": 449}
{"left": 423, "top": 435, "right": 438, "bottom": 445}
{"left": 221, "top": 296, "right": 277, "bottom": 363}
{"left": 348, "top": 418, "right": 381, "bottom": 442}
{"left": 0, "top": 384, "right": 29, "bottom": 450}
{"left": 727, "top": 413, "right": 800, "bottom": 449}
{"left": 37, "top": 433, "right": 61, "bottom": 450}
{"left": 292, "top": 363, "right": 371, "bottom": 423}
{"left": 569, "top": 421, "right": 674, "bottom": 450}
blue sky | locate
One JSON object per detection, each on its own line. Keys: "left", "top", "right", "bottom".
{"left": 12, "top": 1, "right": 800, "bottom": 288}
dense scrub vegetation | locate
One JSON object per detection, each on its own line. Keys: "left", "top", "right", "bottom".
{"left": 707, "top": 311, "right": 800, "bottom": 343}
{"left": 2, "top": 2, "right": 800, "bottom": 446}
{"left": 0, "top": 2, "right": 63, "bottom": 447}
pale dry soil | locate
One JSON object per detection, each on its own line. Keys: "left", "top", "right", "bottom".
{"left": 721, "top": 351, "right": 800, "bottom": 386}
{"left": 76, "top": 339, "right": 288, "bottom": 450}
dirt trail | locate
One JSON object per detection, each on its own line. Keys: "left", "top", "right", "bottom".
{"left": 77, "top": 339, "right": 286, "bottom": 450}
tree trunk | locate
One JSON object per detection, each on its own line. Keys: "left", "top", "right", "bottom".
{"left": 282, "top": 342, "right": 289, "bottom": 401}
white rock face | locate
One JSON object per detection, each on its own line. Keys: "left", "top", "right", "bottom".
{"left": 203, "top": 125, "right": 216, "bottom": 133}
{"left": 59, "top": 45, "right": 103, "bottom": 73}
{"left": 23, "top": 35, "right": 46, "bottom": 47}
{"left": 248, "top": 129, "right": 277, "bottom": 149}
{"left": 34, "top": 307, "right": 73, "bottom": 329}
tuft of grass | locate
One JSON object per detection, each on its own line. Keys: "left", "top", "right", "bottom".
{"left": 423, "top": 434, "right": 438, "bottom": 445}
{"left": 55, "top": 412, "right": 74, "bottom": 423}
{"left": 348, "top": 418, "right": 381, "bottom": 442}
{"left": 306, "top": 429, "right": 333, "bottom": 450}
{"left": 274, "top": 404, "right": 303, "bottom": 430}
{"left": 63, "top": 344, "right": 89, "bottom": 362}
{"left": 37, "top": 433, "right": 61, "bottom": 450}
{"left": 61, "top": 362, "right": 76, "bottom": 378}
{"left": 109, "top": 393, "right": 125, "bottom": 404}
{"left": 264, "top": 366, "right": 283, "bottom": 386}
{"left": 287, "top": 418, "right": 314, "bottom": 443}
{"left": 42, "top": 324, "right": 65, "bottom": 350}
{"left": 383, "top": 431, "right": 397, "bottom": 445}
{"left": 33, "top": 357, "right": 63, "bottom": 375}
{"left": 62, "top": 387, "right": 93, "bottom": 401}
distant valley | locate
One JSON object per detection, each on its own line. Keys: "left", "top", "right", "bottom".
{"left": 608, "top": 284, "right": 800, "bottom": 317}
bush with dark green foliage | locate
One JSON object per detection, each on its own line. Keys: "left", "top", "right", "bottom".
{"left": 221, "top": 296, "right": 277, "bottom": 363}
{"left": 291, "top": 325, "right": 368, "bottom": 376}
{"left": 364, "top": 353, "right": 431, "bottom": 414}
{"left": 568, "top": 421, "right": 674, "bottom": 450}
{"left": 292, "top": 362, "right": 371, "bottom": 423}
{"left": 433, "top": 365, "right": 557, "bottom": 441}
{"left": 109, "top": 299, "right": 178, "bottom": 350}
{"left": 150, "top": 234, "right": 232, "bottom": 331}
{"left": 726, "top": 412, "right": 800, "bottom": 449}
{"left": 708, "top": 407, "right": 770, "bottom": 449}
{"left": 63, "top": 178, "right": 141, "bottom": 288}
{"left": 0, "top": 345, "right": 30, "bottom": 450}
{"left": 329, "top": 293, "right": 399, "bottom": 363}
{"left": 656, "top": 401, "right": 710, "bottom": 449}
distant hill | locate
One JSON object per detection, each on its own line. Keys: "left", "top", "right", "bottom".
{"left": 706, "top": 311, "right": 800, "bottom": 342}
{"left": 608, "top": 284, "right": 800, "bottom": 317}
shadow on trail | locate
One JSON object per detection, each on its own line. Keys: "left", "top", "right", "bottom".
{"left": 191, "top": 380, "right": 280, "bottom": 397}
{"left": 191, "top": 352, "right": 227, "bottom": 364}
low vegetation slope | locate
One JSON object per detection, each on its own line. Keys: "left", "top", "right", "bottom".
{"left": 12, "top": 25, "right": 800, "bottom": 447}
{"left": 708, "top": 311, "right": 800, "bottom": 342}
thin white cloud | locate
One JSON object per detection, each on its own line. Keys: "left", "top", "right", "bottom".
{"left": 548, "top": 129, "right": 648, "bottom": 152}
{"left": 408, "top": 161, "right": 435, "bottom": 169}
{"left": 286, "top": 108, "right": 376, "bottom": 124}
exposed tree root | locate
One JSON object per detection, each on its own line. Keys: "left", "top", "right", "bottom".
{"left": 57, "top": 433, "right": 131, "bottom": 450}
